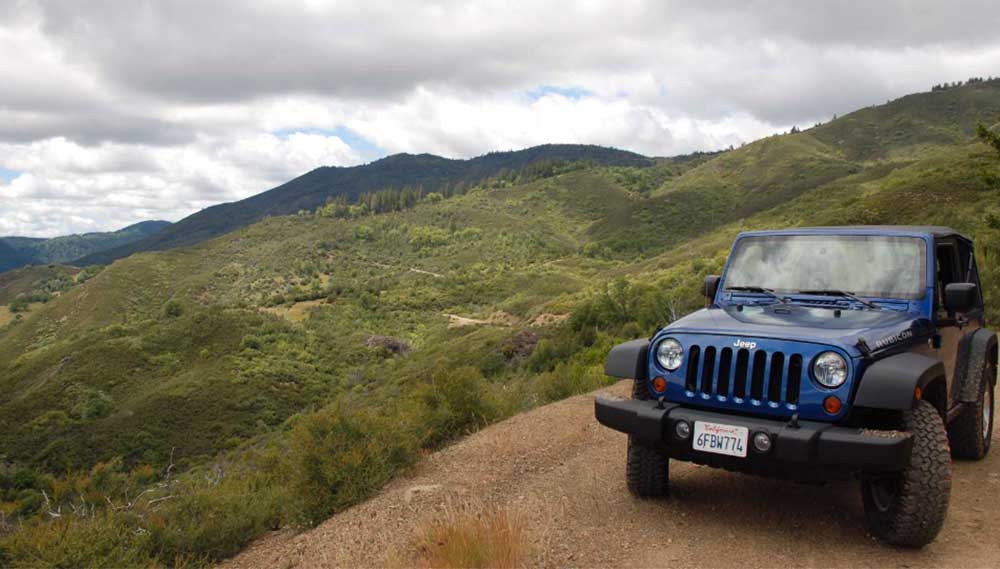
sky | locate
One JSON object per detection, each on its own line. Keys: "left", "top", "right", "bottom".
{"left": 1, "top": 1, "right": 999, "bottom": 237}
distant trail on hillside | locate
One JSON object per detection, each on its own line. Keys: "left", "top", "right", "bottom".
{"left": 224, "top": 381, "right": 1000, "bottom": 568}
{"left": 367, "top": 260, "right": 443, "bottom": 278}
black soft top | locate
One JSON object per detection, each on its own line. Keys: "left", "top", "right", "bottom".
{"left": 793, "top": 225, "right": 971, "bottom": 242}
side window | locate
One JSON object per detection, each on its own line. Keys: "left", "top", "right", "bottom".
{"left": 936, "top": 239, "right": 984, "bottom": 317}
{"left": 935, "top": 241, "right": 960, "bottom": 317}
{"left": 956, "top": 239, "right": 985, "bottom": 311}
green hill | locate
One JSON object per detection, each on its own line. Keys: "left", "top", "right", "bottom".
{"left": 1, "top": 79, "right": 999, "bottom": 567}
{"left": 74, "top": 145, "right": 653, "bottom": 265}
{"left": 0, "top": 240, "right": 32, "bottom": 273}
{"left": 0, "top": 220, "right": 171, "bottom": 272}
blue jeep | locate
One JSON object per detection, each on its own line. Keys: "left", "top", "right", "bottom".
{"left": 595, "top": 226, "right": 996, "bottom": 547}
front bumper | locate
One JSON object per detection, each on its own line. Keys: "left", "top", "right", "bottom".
{"left": 595, "top": 397, "right": 913, "bottom": 477}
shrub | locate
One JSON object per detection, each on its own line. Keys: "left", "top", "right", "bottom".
{"left": 582, "top": 242, "right": 612, "bottom": 259}
{"left": 534, "top": 361, "right": 608, "bottom": 404}
{"left": 409, "top": 226, "right": 450, "bottom": 250}
{"left": 286, "top": 406, "right": 418, "bottom": 526}
{"left": 67, "top": 385, "right": 114, "bottom": 420}
{"left": 0, "top": 465, "right": 286, "bottom": 568}
{"left": 163, "top": 300, "right": 184, "bottom": 318}
{"left": 415, "top": 367, "right": 500, "bottom": 447}
{"left": 354, "top": 225, "right": 374, "bottom": 241}
{"left": 8, "top": 296, "right": 30, "bottom": 313}
{"left": 526, "top": 332, "right": 580, "bottom": 373}
{"left": 147, "top": 471, "right": 285, "bottom": 562}
{"left": 0, "top": 512, "right": 157, "bottom": 568}
{"left": 241, "top": 335, "right": 262, "bottom": 351}
{"left": 478, "top": 351, "right": 507, "bottom": 377}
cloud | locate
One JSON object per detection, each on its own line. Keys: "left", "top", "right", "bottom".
{"left": 0, "top": 133, "right": 361, "bottom": 237}
{"left": 1, "top": 0, "right": 999, "bottom": 235}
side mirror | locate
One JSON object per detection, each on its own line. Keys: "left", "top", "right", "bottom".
{"left": 703, "top": 275, "right": 721, "bottom": 301}
{"left": 944, "top": 282, "right": 977, "bottom": 313}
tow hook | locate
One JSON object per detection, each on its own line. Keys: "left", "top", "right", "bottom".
{"left": 787, "top": 413, "right": 801, "bottom": 429}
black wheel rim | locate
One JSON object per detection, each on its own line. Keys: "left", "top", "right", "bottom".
{"left": 870, "top": 477, "right": 900, "bottom": 513}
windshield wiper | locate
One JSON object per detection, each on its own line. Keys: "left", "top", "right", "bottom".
{"left": 725, "top": 286, "right": 788, "bottom": 303}
{"left": 796, "top": 289, "right": 881, "bottom": 310}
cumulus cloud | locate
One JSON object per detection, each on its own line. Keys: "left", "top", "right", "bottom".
{"left": 0, "top": 133, "right": 360, "bottom": 236}
{"left": 1, "top": 0, "right": 999, "bottom": 236}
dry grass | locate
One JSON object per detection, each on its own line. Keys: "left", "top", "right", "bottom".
{"left": 0, "top": 306, "right": 12, "bottom": 327}
{"left": 262, "top": 299, "right": 325, "bottom": 323}
{"left": 413, "top": 506, "right": 528, "bottom": 569}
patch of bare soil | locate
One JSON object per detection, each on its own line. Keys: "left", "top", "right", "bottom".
{"left": 446, "top": 311, "right": 518, "bottom": 329}
{"left": 529, "top": 313, "right": 569, "bottom": 327}
{"left": 224, "top": 381, "right": 1000, "bottom": 569}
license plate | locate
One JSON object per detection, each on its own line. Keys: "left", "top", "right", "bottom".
{"left": 693, "top": 421, "right": 749, "bottom": 458}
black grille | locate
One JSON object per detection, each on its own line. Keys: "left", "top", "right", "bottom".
{"left": 686, "top": 343, "right": 804, "bottom": 406}
{"left": 685, "top": 345, "right": 701, "bottom": 391}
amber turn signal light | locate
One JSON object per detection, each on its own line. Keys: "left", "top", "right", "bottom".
{"left": 823, "top": 395, "right": 842, "bottom": 414}
{"left": 652, "top": 376, "right": 667, "bottom": 393}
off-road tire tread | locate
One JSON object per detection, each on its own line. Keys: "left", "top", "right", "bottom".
{"left": 948, "top": 363, "right": 994, "bottom": 460}
{"left": 863, "top": 400, "right": 952, "bottom": 548}
{"left": 626, "top": 378, "right": 669, "bottom": 497}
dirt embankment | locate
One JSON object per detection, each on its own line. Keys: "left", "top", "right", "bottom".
{"left": 225, "top": 381, "right": 1000, "bottom": 568}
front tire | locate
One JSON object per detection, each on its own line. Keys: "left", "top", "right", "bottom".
{"left": 862, "top": 401, "right": 952, "bottom": 548}
{"left": 626, "top": 378, "right": 669, "bottom": 497}
{"left": 948, "top": 357, "right": 995, "bottom": 460}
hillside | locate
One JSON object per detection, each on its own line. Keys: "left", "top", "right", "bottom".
{"left": 1, "top": 80, "right": 999, "bottom": 567}
{"left": 75, "top": 145, "right": 653, "bottom": 265}
{"left": 0, "top": 241, "right": 31, "bottom": 273}
{"left": 225, "top": 381, "right": 1000, "bottom": 569}
{"left": 0, "top": 220, "right": 171, "bottom": 272}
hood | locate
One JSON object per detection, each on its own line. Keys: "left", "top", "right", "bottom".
{"left": 665, "top": 304, "right": 933, "bottom": 356}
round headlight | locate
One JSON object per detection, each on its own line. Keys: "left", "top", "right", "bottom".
{"left": 813, "top": 351, "right": 848, "bottom": 388}
{"left": 656, "top": 338, "right": 684, "bottom": 371}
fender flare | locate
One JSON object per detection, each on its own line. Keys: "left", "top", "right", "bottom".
{"left": 604, "top": 339, "right": 649, "bottom": 380}
{"left": 853, "top": 352, "right": 945, "bottom": 411}
{"left": 952, "top": 328, "right": 998, "bottom": 404}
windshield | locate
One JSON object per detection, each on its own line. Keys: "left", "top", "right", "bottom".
{"left": 724, "top": 234, "right": 927, "bottom": 300}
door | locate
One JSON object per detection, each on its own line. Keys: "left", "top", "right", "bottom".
{"left": 933, "top": 238, "right": 983, "bottom": 397}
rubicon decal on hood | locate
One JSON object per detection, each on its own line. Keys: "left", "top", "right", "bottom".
{"left": 859, "top": 318, "right": 935, "bottom": 354}
{"left": 872, "top": 328, "right": 915, "bottom": 350}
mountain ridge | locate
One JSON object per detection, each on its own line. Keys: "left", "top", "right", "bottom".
{"left": 74, "top": 144, "right": 654, "bottom": 265}
{"left": 0, "top": 220, "right": 171, "bottom": 272}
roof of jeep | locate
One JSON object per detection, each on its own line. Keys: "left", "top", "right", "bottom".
{"left": 739, "top": 225, "right": 971, "bottom": 241}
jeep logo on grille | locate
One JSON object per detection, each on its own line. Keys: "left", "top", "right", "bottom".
{"left": 733, "top": 339, "right": 757, "bottom": 350}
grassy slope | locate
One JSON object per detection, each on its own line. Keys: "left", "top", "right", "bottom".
{"left": 0, "top": 167, "right": 641, "bottom": 472}
{"left": 0, "top": 80, "right": 999, "bottom": 566}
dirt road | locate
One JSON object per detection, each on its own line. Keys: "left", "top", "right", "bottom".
{"left": 225, "top": 381, "right": 1000, "bottom": 568}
